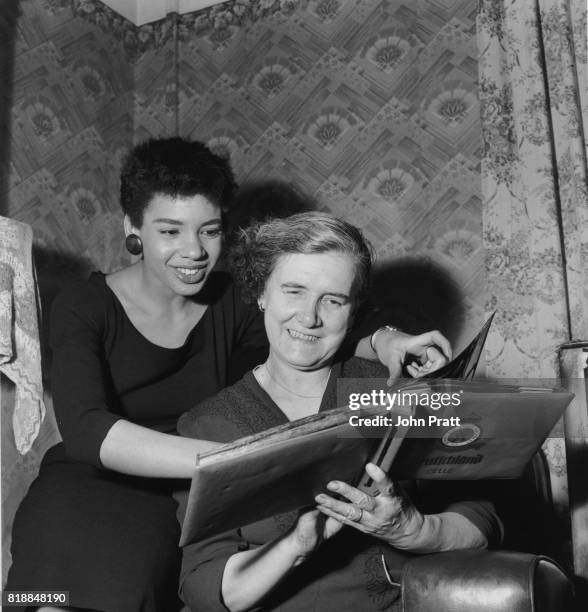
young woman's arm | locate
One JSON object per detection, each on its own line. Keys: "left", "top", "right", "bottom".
{"left": 51, "top": 282, "right": 219, "bottom": 477}
{"left": 233, "top": 288, "right": 453, "bottom": 385}
{"left": 355, "top": 328, "right": 452, "bottom": 383}
{"left": 219, "top": 511, "right": 342, "bottom": 612}
{"left": 99, "top": 420, "right": 219, "bottom": 478}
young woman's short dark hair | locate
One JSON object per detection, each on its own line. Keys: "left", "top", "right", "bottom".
{"left": 120, "top": 137, "right": 237, "bottom": 227}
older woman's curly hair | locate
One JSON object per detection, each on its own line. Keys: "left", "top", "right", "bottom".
{"left": 228, "top": 212, "right": 374, "bottom": 310}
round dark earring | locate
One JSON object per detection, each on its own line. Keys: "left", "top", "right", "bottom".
{"left": 125, "top": 233, "right": 143, "bottom": 256}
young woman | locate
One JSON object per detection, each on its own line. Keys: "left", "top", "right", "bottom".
{"left": 6, "top": 138, "right": 451, "bottom": 612}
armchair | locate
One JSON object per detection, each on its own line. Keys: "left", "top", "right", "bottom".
{"left": 401, "top": 549, "right": 572, "bottom": 611}
{"left": 398, "top": 451, "right": 574, "bottom": 611}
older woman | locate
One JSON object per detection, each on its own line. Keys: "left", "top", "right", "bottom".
{"left": 7, "top": 139, "right": 451, "bottom": 612}
{"left": 177, "top": 212, "right": 502, "bottom": 612}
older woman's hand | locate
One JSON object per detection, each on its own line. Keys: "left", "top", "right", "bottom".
{"left": 314, "top": 463, "right": 426, "bottom": 550}
{"left": 372, "top": 329, "right": 452, "bottom": 384}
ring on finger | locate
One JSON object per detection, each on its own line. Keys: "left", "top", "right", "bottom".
{"left": 347, "top": 506, "right": 363, "bottom": 522}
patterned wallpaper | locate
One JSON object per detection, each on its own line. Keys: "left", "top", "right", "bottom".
{"left": 143, "top": 0, "right": 485, "bottom": 345}
{"left": 4, "top": 0, "right": 134, "bottom": 289}
{"left": 3, "top": 0, "right": 484, "bottom": 346}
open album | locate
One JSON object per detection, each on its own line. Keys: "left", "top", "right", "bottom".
{"left": 179, "top": 314, "right": 573, "bottom": 545}
{"left": 179, "top": 403, "right": 408, "bottom": 545}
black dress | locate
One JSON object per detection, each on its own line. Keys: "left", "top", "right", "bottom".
{"left": 6, "top": 272, "right": 266, "bottom": 612}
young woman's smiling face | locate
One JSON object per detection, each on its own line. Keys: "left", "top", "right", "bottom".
{"left": 128, "top": 193, "right": 223, "bottom": 298}
{"left": 260, "top": 252, "right": 357, "bottom": 372}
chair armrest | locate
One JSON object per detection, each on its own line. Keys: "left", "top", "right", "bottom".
{"left": 401, "top": 550, "right": 573, "bottom": 611}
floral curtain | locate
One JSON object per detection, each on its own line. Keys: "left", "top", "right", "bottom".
{"left": 478, "top": 0, "right": 588, "bottom": 528}
{"left": 478, "top": 0, "right": 588, "bottom": 380}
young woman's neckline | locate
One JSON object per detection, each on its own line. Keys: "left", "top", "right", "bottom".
{"left": 97, "top": 271, "right": 208, "bottom": 350}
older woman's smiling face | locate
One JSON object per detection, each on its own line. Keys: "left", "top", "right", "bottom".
{"left": 259, "top": 252, "right": 357, "bottom": 372}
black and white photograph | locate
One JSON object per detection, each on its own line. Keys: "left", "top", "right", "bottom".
{"left": 1, "top": 0, "right": 587, "bottom": 610}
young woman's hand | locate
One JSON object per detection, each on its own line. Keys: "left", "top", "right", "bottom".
{"left": 286, "top": 508, "right": 344, "bottom": 565}
{"left": 371, "top": 329, "right": 452, "bottom": 384}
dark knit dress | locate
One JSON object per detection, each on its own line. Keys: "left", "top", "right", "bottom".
{"left": 176, "top": 358, "right": 503, "bottom": 612}
{"left": 6, "top": 271, "right": 266, "bottom": 612}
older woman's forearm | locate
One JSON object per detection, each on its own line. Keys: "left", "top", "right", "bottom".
{"left": 221, "top": 533, "right": 307, "bottom": 612}
{"left": 401, "top": 512, "right": 487, "bottom": 553}
{"left": 99, "top": 419, "right": 220, "bottom": 478}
